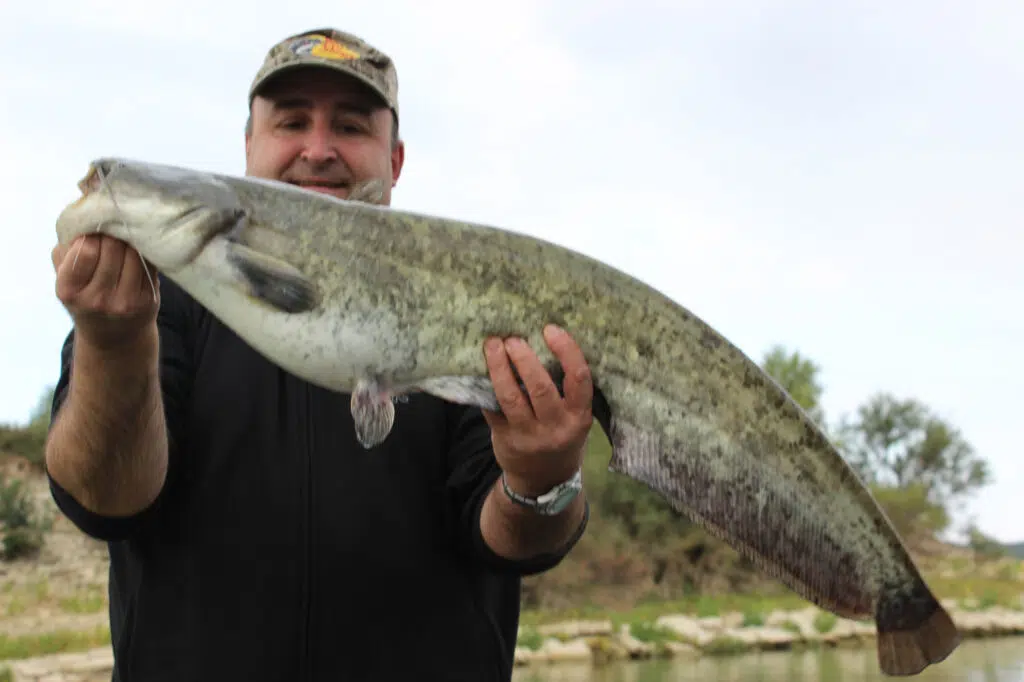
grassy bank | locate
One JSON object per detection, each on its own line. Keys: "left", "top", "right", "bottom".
{"left": 0, "top": 627, "right": 110, "bottom": 661}
{"left": 520, "top": 564, "right": 1024, "bottom": 629}
{"left": 514, "top": 594, "right": 1024, "bottom": 668}
{"left": 0, "top": 419, "right": 1021, "bottom": 673}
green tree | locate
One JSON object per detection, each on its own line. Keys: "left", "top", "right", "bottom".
{"left": 837, "top": 392, "right": 989, "bottom": 512}
{"left": 964, "top": 522, "right": 1006, "bottom": 559}
{"left": 760, "top": 345, "right": 826, "bottom": 425}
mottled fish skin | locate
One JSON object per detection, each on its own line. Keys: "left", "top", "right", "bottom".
{"left": 54, "top": 158, "right": 960, "bottom": 676}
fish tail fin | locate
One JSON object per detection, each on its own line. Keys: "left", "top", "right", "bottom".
{"left": 875, "top": 579, "right": 961, "bottom": 676}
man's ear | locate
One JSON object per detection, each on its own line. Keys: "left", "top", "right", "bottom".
{"left": 391, "top": 139, "right": 405, "bottom": 187}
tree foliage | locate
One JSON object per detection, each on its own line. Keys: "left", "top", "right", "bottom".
{"left": 760, "top": 345, "right": 826, "bottom": 425}
{"left": 836, "top": 392, "right": 990, "bottom": 511}
{"left": 758, "top": 346, "right": 991, "bottom": 545}
{"left": 964, "top": 522, "right": 1007, "bottom": 559}
{"left": 869, "top": 482, "right": 950, "bottom": 540}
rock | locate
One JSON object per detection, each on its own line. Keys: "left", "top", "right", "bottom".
{"left": 60, "top": 651, "right": 114, "bottom": 674}
{"left": 953, "top": 607, "right": 1024, "bottom": 636}
{"left": 765, "top": 606, "right": 819, "bottom": 640}
{"left": 663, "top": 640, "right": 701, "bottom": 658}
{"left": 8, "top": 647, "right": 114, "bottom": 682}
{"left": 616, "top": 624, "right": 655, "bottom": 658}
{"left": 585, "top": 635, "right": 629, "bottom": 664}
{"left": 513, "top": 646, "right": 538, "bottom": 666}
{"left": 697, "top": 611, "right": 743, "bottom": 632}
{"left": 10, "top": 658, "right": 52, "bottom": 678}
{"left": 536, "top": 619, "right": 613, "bottom": 638}
{"left": 819, "top": 618, "right": 874, "bottom": 644}
{"left": 655, "top": 614, "right": 714, "bottom": 646}
{"left": 540, "top": 637, "right": 593, "bottom": 663}
{"left": 721, "top": 625, "right": 799, "bottom": 649}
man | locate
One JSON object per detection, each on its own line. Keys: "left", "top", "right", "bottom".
{"left": 45, "top": 28, "right": 592, "bottom": 682}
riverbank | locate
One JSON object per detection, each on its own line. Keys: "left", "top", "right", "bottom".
{"left": 1, "top": 600, "right": 1021, "bottom": 681}
{"left": 0, "top": 452, "right": 1020, "bottom": 680}
{"left": 511, "top": 599, "right": 1024, "bottom": 668}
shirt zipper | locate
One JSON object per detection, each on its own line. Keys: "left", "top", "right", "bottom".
{"left": 305, "top": 383, "right": 315, "bottom": 679}
{"left": 298, "top": 382, "right": 314, "bottom": 680}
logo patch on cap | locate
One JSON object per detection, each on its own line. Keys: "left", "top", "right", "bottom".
{"left": 289, "top": 34, "right": 360, "bottom": 61}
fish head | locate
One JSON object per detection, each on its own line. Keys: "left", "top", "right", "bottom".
{"left": 55, "top": 157, "right": 248, "bottom": 272}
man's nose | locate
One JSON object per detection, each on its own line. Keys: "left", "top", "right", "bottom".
{"left": 301, "top": 128, "right": 339, "bottom": 163}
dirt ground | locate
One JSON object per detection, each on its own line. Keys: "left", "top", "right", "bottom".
{"left": 0, "top": 455, "right": 111, "bottom": 639}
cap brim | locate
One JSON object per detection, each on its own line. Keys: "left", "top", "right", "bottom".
{"left": 248, "top": 61, "right": 393, "bottom": 112}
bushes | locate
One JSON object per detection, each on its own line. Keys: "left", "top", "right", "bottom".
{"left": 0, "top": 426, "right": 47, "bottom": 471}
{"left": 0, "top": 473, "right": 53, "bottom": 560}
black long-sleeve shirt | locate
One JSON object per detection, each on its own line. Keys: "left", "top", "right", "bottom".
{"left": 47, "top": 276, "right": 587, "bottom": 682}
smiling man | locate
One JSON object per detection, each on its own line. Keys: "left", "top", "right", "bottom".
{"left": 44, "top": 27, "right": 592, "bottom": 682}
{"left": 244, "top": 39, "right": 403, "bottom": 203}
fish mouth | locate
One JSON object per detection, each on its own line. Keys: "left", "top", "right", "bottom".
{"left": 70, "top": 158, "right": 122, "bottom": 207}
{"left": 77, "top": 164, "right": 102, "bottom": 195}
{"left": 69, "top": 162, "right": 105, "bottom": 207}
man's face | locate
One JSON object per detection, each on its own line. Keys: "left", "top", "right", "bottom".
{"left": 245, "top": 67, "right": 404, "bottom": 206}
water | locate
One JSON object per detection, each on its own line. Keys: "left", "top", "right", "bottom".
{"left": 512, "top": 639, "right": 1024, "bottom": 682}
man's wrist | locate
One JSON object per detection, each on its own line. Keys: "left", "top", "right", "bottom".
{"left": 500, "top": 468, "right": 583, "bottom": 517}
{"left": 501, "top": 468, "right": 577, "bottom": 498}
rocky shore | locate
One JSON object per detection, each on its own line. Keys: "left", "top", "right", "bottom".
{"left": 4, "top": 601, "right": 1022, "bottom": 681}
{"left": 511, "top": 600, "right": 1024, "bottom": 667}
{"left": 0, "top": 460, "right": 1020, "bottom": 681}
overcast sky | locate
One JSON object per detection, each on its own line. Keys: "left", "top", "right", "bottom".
{"left": 1, "top": 1, "right": 1020, "bottom": 543}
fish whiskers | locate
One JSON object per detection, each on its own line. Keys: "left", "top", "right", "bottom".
{"left": 69, "top": 162, "right": 159, "bottom": 303}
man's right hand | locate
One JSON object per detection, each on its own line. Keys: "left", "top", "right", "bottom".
{"left": 47, "top": 233, "right": 170, "bottom": 519}
{"left": 52, "top": 234, "right": 160, "bottom": 351}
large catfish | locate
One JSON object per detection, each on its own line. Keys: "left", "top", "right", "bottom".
{"left": 54, "top": 158, "right": 960, "bottom": 676}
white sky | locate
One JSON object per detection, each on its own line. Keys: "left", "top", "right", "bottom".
{"left": 0, "top": 1, "right": 1020, "bottom": 543}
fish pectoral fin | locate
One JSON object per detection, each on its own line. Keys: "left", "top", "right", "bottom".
{"left": 414, "top": 377, "right": 500, "bottom": 412}
{"left": 226, "top": 243, "right": 318, "bottom": 314}
{"left": 346, "top": 179, "right": 387, "bottom": 205}
{"left": 350, "top": 379, "right": 396, "bottom": 449}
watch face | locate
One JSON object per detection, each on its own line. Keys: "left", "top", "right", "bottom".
{"left": 544, "top": 493, "right": 576, "bottom": 515}
{"left": 540, "top": 476, "right": 582, "bottom": 515}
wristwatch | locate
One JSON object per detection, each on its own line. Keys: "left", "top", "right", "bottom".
{"left": 501, "top": 469, "right": 583, "bottom": 516}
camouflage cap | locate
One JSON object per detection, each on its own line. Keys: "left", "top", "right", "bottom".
{"left": 248, "top": 28, "right": 399, "bottom": 119}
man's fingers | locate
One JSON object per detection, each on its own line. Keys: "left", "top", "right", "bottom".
{"left": 503, "top": 336, "right": 562, "bottom": 422}
{"left": 50, "top": 243, "right": 67, "bottom": 272}
{"left": 544, "top": 324, "right": 593, "bottom": 414}
{"left": 117, "top": 247, "right": 148, "bottom": 303}
{"left": 56, "top": 236, "right": 100, "bottom": 298}
{"left": 84, "top": 236, "right": 127, "bottom": 297}
{"left": 484, "top": 337, "right": 535, "bottom": 424}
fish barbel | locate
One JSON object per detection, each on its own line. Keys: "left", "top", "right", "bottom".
{"left": 54, "top": 157, "right": 960, "bottom": 675}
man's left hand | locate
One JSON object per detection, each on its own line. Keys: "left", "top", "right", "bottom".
{"left": 481, "top": 324, "right": 593, "bottom": 497}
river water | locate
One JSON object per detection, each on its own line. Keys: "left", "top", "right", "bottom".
{"left": 512, "top": 638, "right": 1023, "bottom": 682}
